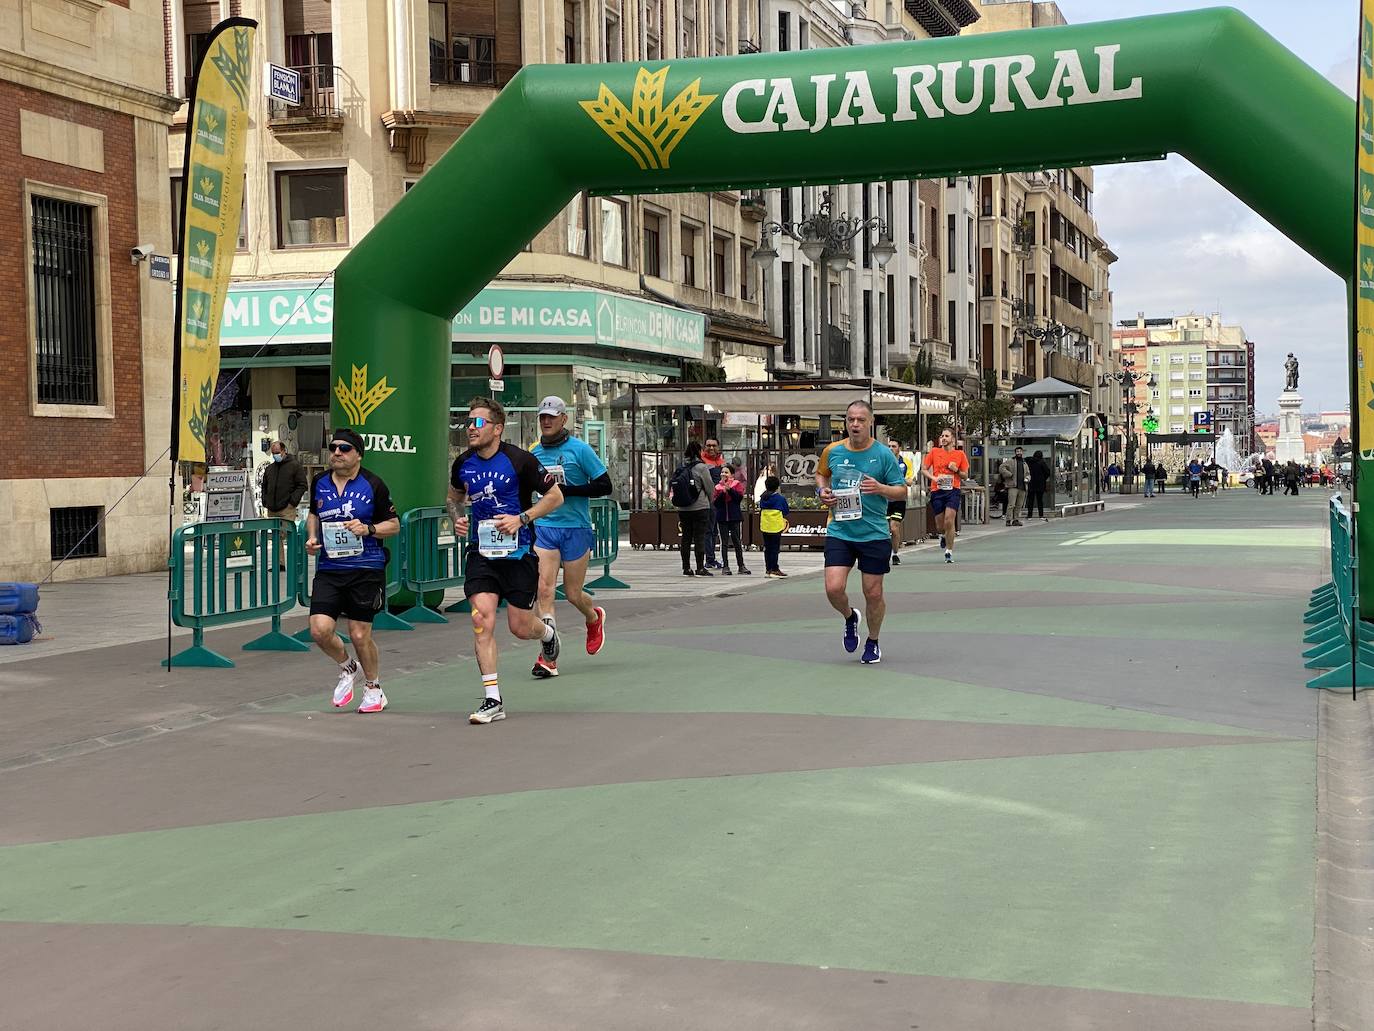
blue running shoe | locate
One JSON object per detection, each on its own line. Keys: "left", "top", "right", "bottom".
{"left": 861, "top": 639, "right": 881, "bottom": 664}
{"left": 843, "top": 608, "right": 860, "bottom": 653}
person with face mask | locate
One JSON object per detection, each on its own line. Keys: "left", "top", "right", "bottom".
{"left": 262, "top": 440, "right": 308, "bottom": 567}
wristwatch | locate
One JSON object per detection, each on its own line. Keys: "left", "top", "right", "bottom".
{"left": 519, "top": 512, "right": 531, "bottom": 527}
{"left": 366, "top": 522, "right": 375, "bottom": 536}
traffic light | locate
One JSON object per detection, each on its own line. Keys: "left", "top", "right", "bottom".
{"left": 1142, "top": 415, "right": 1159, "bottom": 433}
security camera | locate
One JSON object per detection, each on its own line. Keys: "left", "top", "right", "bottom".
{"left": 130, "top": 244, "right": 155, "bottom": 264}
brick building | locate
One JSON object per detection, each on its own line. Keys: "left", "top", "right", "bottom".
{"left": 1, "top": 0, "right": 179, "bottom": 581}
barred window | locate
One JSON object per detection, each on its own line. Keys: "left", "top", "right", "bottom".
{"left": 32, "top": 196, "right": 98, "bottom": 406}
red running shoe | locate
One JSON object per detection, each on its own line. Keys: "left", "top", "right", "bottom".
{"left": 586, "top": 607, "right": 607, "bottom": 655}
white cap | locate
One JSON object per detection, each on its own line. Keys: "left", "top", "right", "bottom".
{"left": 537, "top": 396, "right": 567, "bottom": 416}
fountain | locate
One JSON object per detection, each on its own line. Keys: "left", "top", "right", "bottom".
{"left": 1215, "top": 428, "right": 1244, "bottom": 473}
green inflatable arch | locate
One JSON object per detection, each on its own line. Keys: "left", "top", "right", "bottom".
{"left": 332, "top": 5, "right": 1353, "bottom": 542}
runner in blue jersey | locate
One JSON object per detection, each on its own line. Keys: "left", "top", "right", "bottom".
{"left": 304, "top": 428, "right": 400, "bottom": 713}
{"left": 816, "top": 400, "right": 909, "bottom": 665}
{"left": 529, "top": 395, "right": 613, "bottom": 679}
{"left": 448, "top": 397, "right": 565, "bottom": 725}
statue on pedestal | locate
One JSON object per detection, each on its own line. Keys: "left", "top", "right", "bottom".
{"left": 1284, "top": 353, "right": 1299, "bottom": 392}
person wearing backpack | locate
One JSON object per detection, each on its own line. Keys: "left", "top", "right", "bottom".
{"left": 672, "top": 441, "right": 715, "bottom": 576}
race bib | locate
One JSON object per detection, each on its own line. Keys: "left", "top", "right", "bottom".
{"left": 477, "top": 518, "right": 518, "bottom": 558}
{"left": 936, "top": 475, "right": 954, "bottom": 491}
{"left": 321, "top": 521, "right": 363, "bottom": 558}
{"left": 545, "top": 465, "right": 566, "bottom": 485}
{"left": 834, "top": 487, "right": 863, "bottom": 521}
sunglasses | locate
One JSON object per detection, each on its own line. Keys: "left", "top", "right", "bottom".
{"left": 467, "top": 417, "right": 488, "bottom": 429}
{"left": 328, "top": 442, "right": 355, "bottom": 453}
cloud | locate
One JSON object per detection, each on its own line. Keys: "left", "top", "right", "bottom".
{"left": 1097, "top": 157, "right": 1348, "bottom": 412}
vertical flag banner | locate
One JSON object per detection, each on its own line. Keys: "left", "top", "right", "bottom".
{"left": 172, "top": 19, "right": 256, "bottom": 463}
{"left": 1359, "top": 2, "right": 1374, "bottom": 445}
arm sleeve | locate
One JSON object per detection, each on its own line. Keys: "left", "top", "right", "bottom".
{"left": 780, "top": 496, "right": 791, "bottom": 516}
{"left": 558, "top": 472, "right": 612, "bottom": 498}
{"left": 449, "top": 452, "right": 470, "bottom": 492}
{"left": 515, "top": 447, "right": 556, "bottom": 502}
{"left": 818, "top": 443, "right": 833, "bottom": 478}
{"left": 308, "top": 472, "right": 323, "bottom": 514}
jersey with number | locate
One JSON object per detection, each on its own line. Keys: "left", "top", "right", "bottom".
{"left": 450, "top": 442, "right": 554, "bottom": 559}
{"left": 310, "top": 469, "right": 397, "bottom": 571}
{"left": 819, "top": 440, "right": 905, "bottom": 543}
{"left": 923, "top": 447, "right": 969, "bottom": 491}
{"left": 531, "top": 436, "right": 607, "bottom": 529}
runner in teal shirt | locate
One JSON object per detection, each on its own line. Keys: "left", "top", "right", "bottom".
{"left": 817, "top": 400, "right": 909, "bottom": 665}
{"left": 529, "top": 396, "right": 613, "bottom": 678}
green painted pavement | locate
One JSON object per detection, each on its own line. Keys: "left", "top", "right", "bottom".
{"left": 0, "top": 742, "right": 1313, "bottom": 1006}
{"left": 1059, "top": 528, "right": 1324, "bottom": 549}
{"left": 766, "top": 568, "right": 1247, "bottom": 598}
{"left": 261, "top": 640, "right": 1254, "bottom": 736}
{"left": 649, "top": 599, "right": 1302, "bottom": 645}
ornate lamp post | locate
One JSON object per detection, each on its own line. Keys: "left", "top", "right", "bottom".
{"left": 752, "top": 190, "right": 896, "bottom": 438}
{"left": 1099, "top": 357, "right": 1153, "bottom": 493}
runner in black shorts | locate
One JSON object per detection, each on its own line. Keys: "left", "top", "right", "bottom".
{"left": 304, "top": 427, "right": 400, "bottom": 714}
{"left": 449, "top": 397, "right": 565, "bottom": 725}
{"left": 886, "top": 439, "right": 914, "bottom": 565}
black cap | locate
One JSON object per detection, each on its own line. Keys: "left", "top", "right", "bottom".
{"left": 331, "top": 427, "right": 365, "bottom": 454}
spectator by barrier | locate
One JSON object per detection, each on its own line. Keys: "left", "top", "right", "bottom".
{"left": 163, "top": 519, "right": 307, "bottom": 668}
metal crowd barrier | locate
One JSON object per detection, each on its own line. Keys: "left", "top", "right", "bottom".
{"left": 289, "top": 520, "right": 413, "bottom": 642}
{"left": 396, "top": 507, "right": 466, "bottom": 623}
{"left": 163, "top": 518, "right": 308, "bottom": 668}
{"left": 1304, "top": 494, "right": 1374, "bottom": 690}
{"left": 584, "top": 499, "right": 630, "bottom": 590}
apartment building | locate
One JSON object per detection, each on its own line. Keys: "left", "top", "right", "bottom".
{"left": 2, "top": 0, "right": 180, "bottom": 581}
{"left": 756, "top": 0, "right": 977, "bottom": 424}
{"left": 965, "top": 0, "right": 1120, "bottom": 436}
{"left": 164, "top": 0, "right": 778, "bottom": 499}
{"left": 1112, "top": 313, "right": 1256, "bottom": 451}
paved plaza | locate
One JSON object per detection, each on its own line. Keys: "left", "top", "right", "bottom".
{"left": 0, "top": 490, "right": 1350, "bottom": 1029}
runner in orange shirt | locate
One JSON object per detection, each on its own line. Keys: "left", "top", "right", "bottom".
{"left": 921, "top": 427, "right": 971, "bottom": 564}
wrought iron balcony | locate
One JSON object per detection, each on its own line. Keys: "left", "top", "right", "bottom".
{"left": 267, "top": 65, "right": 344, "bottom": 134}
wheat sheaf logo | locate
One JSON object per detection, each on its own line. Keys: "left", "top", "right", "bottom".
{"left": 579, "top": 66, "right": 717, "bottom": 171}
{"left": 198, "top": 176, "right": 217, "bottom": 196}
{"left": 335, "top": 364, "right": 396, "bottom": 426}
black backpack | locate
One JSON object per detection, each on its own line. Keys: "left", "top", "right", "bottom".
{"left": 669, "top": 463, "right": 700, "bottom": 507}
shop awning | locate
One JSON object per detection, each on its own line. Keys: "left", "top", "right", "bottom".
{"left": 628, "top": 380, "right": 949, "bottom": 416}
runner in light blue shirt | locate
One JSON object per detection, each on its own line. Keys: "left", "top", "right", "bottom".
{"left": 529, "top": 395, "right": 613, "bottom": 678}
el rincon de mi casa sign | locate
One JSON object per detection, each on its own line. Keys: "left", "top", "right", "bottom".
{"left": 326, "top": 8, "right": 1357, "bottom": 607}
{"left": 217, "top": 283, "right": 705, "bottom": 359}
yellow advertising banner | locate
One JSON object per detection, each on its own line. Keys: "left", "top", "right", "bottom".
{"left": 1358, "top": 1, "right": 1374, "bottom": 446}
{"left": 174, "top": 19, "right": 256, "bottom": 463}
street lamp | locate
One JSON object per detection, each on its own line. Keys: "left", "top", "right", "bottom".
{"left": 1102, "top": 357, "right": 1152, "bottom": 494}
{"left": 752, "top": 189, "right": 896, "bottom": 438}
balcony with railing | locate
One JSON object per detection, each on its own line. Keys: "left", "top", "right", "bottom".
{"left": 267, "top": 65, "right": 344, "bottom": 135}
{"left": 430, "top": 55, "right": 520, "bottom": 88}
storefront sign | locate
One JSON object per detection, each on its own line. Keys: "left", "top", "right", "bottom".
{"left": 218, "top": 283, "right": 705, "bottom": 358}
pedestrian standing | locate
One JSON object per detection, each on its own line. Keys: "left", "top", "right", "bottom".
{"left": 1142, "top": 459, "right": 1156, "bottom": 498}
{"left": 1188, "top": 458, "right": 1203, "bottom": 499}
{"left": 701, "top": 438, "right": 725, "bottom": 568}
{"left": 262, "top": 439, "right": 308, "bottom": 567}
{"left": 671, "top": 441, "right": 715, "bottom": 577}
{"left": 1261, "top": 457, "right": 1275, "bottom": 495}
{"left": 713, "top": 463, "right": 750, "bottom": 575}
{"left": 1155, "top": 461, "right": 1168, "bottom": 495}
{"left": 1026, "top": 450, "right": 1051, "bottom": 520}
{"left": 998, "top": 446, "right": 1028, "bottom": 526}
{"left": 759, "top": 475, "right": 790, "bottom": 577}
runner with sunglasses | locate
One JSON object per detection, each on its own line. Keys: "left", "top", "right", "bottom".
{"left": 449, "top": 398, "right": 565, "bottom": 724}
{"left": 304, "top": 428, "right": 400, "bottom": 713}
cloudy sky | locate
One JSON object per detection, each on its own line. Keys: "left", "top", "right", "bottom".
{"left": 1053, "top": 0, "right": 1355, "bottom": 413}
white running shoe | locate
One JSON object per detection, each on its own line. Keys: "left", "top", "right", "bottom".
{"left": 332, "top": 663, "right": 359, "bottom": 708}
{"left": 357, "top": 686, "right": 388, "bottom": 713}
